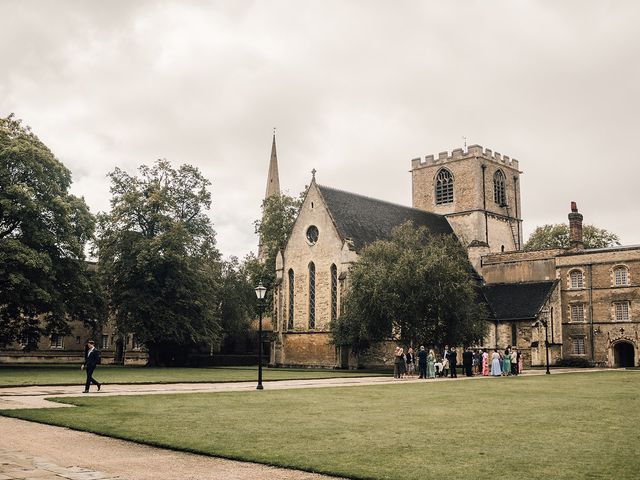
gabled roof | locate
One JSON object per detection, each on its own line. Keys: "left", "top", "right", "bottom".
{"left": 317, "top": 184, "right": 454, "bottom": 251}
{"left": 482, "top": 281, "right": 557, "bottom": 321}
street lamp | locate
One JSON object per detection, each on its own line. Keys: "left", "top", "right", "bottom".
{"left": 540, "top": 307, "right": 551, "bottom": 375}
{"left": 254, "top": 282, "right": 267, "bottom": 390}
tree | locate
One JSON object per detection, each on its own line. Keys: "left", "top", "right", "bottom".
{"left": 524, "top": 224, "right": 621, "bottom": 250}
{"left": 331, "top": 222, "right": 487, "bottom": 353}
{"left": 0, "top": 114, "right": 100, "bottom": 347}
{"left": 96, "top": 160, "right": 222, "bottom": 365}
{"left": 219, "top": 256, "right": 255, "bottom": 350}
{"left": 251, "top": 193, "right": 302, "bottom": 308}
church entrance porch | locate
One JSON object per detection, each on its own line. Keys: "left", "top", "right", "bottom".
{"left": 613, "top": 341, "right": 635, "bottom": 368}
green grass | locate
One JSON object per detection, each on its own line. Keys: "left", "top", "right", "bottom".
{"left": 0, "top": 365, "right": 385, "bottom": 387}
{"left": 2, "top": 371, "right": 639, "bottom": 479}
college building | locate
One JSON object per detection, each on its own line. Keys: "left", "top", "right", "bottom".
{"left": 267, "top": 142, "right": 639, "bottom": 369}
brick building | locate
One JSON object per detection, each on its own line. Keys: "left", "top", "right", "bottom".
{"left": 270, "top": 144, "right": 639, "bottom": 369}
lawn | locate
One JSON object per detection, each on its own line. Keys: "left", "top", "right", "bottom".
{"left": 2, "top": 371, "right": 638, "bottom": 479}
{"left": 0, "top": 365, "right": 385, "bottom": 387}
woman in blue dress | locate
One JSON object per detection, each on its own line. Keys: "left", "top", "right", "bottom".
{"left": 502, "top": 347, "right": 511, "bottom": 376}
{"left": 426, "top": 349, "right": 436, "bottom": 379}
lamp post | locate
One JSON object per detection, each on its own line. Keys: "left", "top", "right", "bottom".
{"left": 540, "top": 307, "right": 551, "bottom": 375}
{"left": 254, "top": 282, "right": 267, "bottom": 390}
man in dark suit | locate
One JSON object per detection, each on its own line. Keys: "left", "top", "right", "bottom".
{"left": 82, "top": 340, "right": 102, "bottom": 393}
{"left": 449, "top": 347, "right": 458, "bottom": 378}
{"left": 463, "top": 347, "right": 474, "bottom": 377}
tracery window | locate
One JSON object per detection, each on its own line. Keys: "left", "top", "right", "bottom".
{"left": 288, "top": 269, "right": 294, "bottom": 330}
{"left": 435, "top": 168, "right": 454, "bottom": 205}
{"left": 493, "top": 170, "right": 506, "bottom": 206}
{"left": 308, "top": 262, "right": 316, "bottom": 330}
{"left": 330, "top": 264, "right": 338, "bottom": 323}
{"left": 614, "top": 266, "right": 629, "bottom": 286}
{"left": 570, "top": 270, "right": 584, "bottom": 289}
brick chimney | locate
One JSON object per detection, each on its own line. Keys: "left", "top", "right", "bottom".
{"left": 568, "top": 201, "right": 584, "bottom": 250}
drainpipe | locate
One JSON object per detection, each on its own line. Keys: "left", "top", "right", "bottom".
{"left": 513, "top": 176, "right": 520, "bottom": 249}
{"left": 588, "top": 263, "right": 594, "bottom": 362}
{"left": 481, "top": 164, "right": 488, "bottom": 244}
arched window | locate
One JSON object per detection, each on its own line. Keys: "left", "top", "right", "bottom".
{"left": 330, "top": 264, "right": 338, "bottom": 323}
{"left": 614, "top": 266, "right": 629, "bottom": 286}
{"left": 308, "top": 262, "right": 316, "bottom": 330}
{"left": 435, "top": 168, "right": 454, "bottom": 205}
{"left": 288, "top": 269, "right": 294, "bottom": 330}
{"left": 494, "top": 170, "right": 506, "bottom": 206}
{"left": 570, "top": 270, "right": 584, "bottom": 289}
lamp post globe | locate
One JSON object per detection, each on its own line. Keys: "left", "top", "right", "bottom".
{"left": 255, "top": 282, "right": 266, "bottom": 390}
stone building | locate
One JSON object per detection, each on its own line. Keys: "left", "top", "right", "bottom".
{"left": 269, "top": 144, "right": 640, "bottom": 369}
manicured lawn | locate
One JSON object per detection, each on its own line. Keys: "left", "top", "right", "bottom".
{"left": 2, "top": 371, "right": 638, "bottom": 479}
{"left": 0, "top": 365, "right": 385, "bottom": 387}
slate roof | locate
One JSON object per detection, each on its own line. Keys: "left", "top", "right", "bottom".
{"left": 317, "top": 184, "right": 454, "bottom": 251}
{"left": 482, "top": 281, "right": 557, "bottom": 321}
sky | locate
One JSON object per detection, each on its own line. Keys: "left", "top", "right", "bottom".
{"left": 1, "top": 1, "right": 639, "bottom": 259}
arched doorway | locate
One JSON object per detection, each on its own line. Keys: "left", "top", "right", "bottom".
{"left": 613, "top": 341, "right": 635, "bottom": 368}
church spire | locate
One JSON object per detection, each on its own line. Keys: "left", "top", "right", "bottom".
{"left": 265, "top": 130, "right": 281, "bottom": 199}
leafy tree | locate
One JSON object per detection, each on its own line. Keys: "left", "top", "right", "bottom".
{"left": 251, "top": 193, "right": 302, "bottom": 308}
{"left": 219, "top": 256, "right": 255, "bottom": 346}
{"left": 0, "top": 114, "right": 100, "bottom": 347}
{"left": 331, "top": 222, "right": 487, "bottom": 353}
{"left": 524, "top": 223, "right": 621, "bottom": 250}
{"left": 96, "top": 160, "right": 222, "bottom": 365}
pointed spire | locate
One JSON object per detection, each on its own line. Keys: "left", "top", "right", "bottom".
{"left": 265, "top": 129, "right": 281, "bottom": 199}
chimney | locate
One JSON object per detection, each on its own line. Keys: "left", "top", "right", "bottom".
{"left": 568, "top": 201, "right": 584, "bottom": 250}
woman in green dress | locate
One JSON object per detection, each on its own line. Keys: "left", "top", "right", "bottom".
{"left": 426, "top": 349, "right": 436, "bottom": 379}
{"left": 502, "top": 346, "right": 511, "bottom": 376}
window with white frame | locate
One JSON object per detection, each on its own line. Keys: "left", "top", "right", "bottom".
{"left": 570, "top": 304, "right": 585, "bottom": 322}
{"left": 50, "top": 334, "right": 64, "bottom": 349}
{"left": 572, "top": 337, "right": 586, "bottom": 355}
{"left": 614, "top": 266, "right": 629, "bottom": 286}
{"left": 101, "top": 334, "right": 109, "bottom": 349}
{"left": 614, "top": 301, "right": 630, "bottom": 321}
{"left": 570, "top": 270, "right": 584, "bottom": 289}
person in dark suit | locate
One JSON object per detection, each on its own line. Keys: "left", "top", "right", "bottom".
{"left": 82, "top": 340, "right": 102, "bottom": 393}
{"left": 449, "top": 347, "right": 458, "bottom": 378}
{"left": 417, "top": 346, "right": 427, "bottom": 379}
{"left": 463, "top": 348, "right": 474, "bottom": 377}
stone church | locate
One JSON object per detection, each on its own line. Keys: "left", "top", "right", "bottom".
{"left": 265, "top": 142, "right": 640, "bottom": 369}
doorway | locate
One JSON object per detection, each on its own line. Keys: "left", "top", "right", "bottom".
{"left": 613, "top": 341, "right": 635, "bottom": 368}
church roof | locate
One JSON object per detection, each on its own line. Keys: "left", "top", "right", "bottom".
{"left": 482, "top": 281, "right": 557, "bottom": 321}
{"left": 317, "top": 184, "right": 454, "bottom": 251}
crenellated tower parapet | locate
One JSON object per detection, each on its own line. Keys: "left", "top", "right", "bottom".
{"left": 411, "top": 144, "right": 520, "bottom": 172}
{"left": 411, "top": 144, "right": 523, "bottom": 257}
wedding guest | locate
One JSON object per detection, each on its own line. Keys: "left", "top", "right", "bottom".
{"left": 490, "top": 348, "right": 502, "bottom": 376}
{"left": 406, "top": 347, "right": 416, "bottom": 378}
{"left": 449, "top": 347, "right": 458, "bottom": 378}
{"left": 427, "top": 349, "right": 436, "bottom": 379}
{"left": 418, "top": 346, "right": 427, "bottom": 379}
{"left": 502, "top": 346, "right": 511, "bottom": 376}
{"left": 462, "top": 347, "right": 473, "bottom": 377}
{"left": 510, "top": 347, "right": 518, "bottom": 375}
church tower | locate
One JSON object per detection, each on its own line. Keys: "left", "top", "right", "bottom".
{"left": 258, "top": 132, "right": 281, "bottom": 261}
{"left": 410, "top": 144, "right": 523, "bottom": 254}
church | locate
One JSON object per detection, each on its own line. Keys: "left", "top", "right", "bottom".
{"left": 264, "top": 140, "right": 640, "bottom": 369}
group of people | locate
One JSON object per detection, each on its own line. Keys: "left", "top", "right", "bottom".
{"left": 393, "top": 345, "right": 523, "bottom": 379}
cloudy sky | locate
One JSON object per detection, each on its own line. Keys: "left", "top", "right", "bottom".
{"left": 2, "top": 1, "right": 639, "bottom": 259}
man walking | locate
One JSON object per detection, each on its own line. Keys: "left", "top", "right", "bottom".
{"left": 82, "top": 340, "right": 102, "bottom": 393}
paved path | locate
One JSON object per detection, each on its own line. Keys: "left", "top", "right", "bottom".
{"left": 0, "top": 368, "right": 612, "bottom": 410}
{"left": 0, "top": 417, "right": 340, "bottom": 480}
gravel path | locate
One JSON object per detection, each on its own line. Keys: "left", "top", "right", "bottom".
{"left": 0, "top": 416, "right": 342, "bottom": 480}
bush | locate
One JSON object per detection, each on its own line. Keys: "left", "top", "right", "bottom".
{"left": 556, "top": 357, "right": 595, "bottom": 368}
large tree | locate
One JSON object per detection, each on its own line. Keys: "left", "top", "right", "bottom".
{"left": 524, "top": 223, "right": 621, "bottom": 250}
{"left": 331, "top": 222, "right": 487, "bottom": 353}
{"left": 96, "top": 160, "right": 222, "bottom": 365}
{"left": 0, "top": 114, "right": 99, "bottom": 347}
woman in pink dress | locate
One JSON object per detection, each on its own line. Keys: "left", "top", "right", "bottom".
{"left": 481, "top": 348, "right": 489, "bottom": 376}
